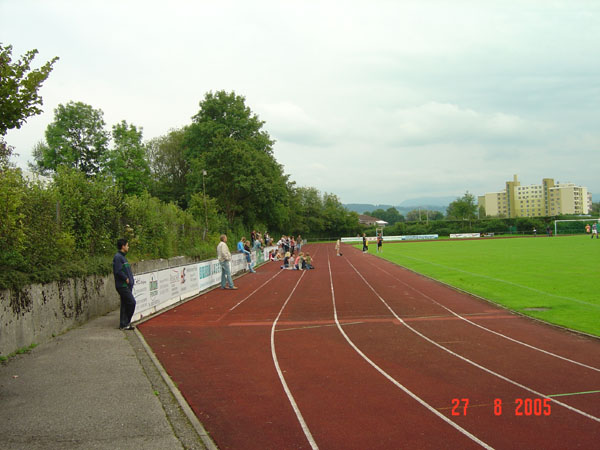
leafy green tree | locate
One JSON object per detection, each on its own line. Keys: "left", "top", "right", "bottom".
{"left": 187, "top": 192, "right": 228, "bottom": 238}
{"left": 0, "top": 138, "right": 14, "bottom": 169}
{"left": 105, "top": 120, "right": 151, "bottom": 195}
{"left": 51, "top": 166, "right": 122, "bottom": 254}
{"left": 429, "top": 210, "right": 444, "bottom": 220}
{"left": 33, "top": 101, "right": 110, "bottom": 176}
{"left": 146, "top": 127, "right": 189, "bottom": 208}
{"left": 446, "top": 192, "right": 478, "bottom": 220}
{"left": 0, "top": 168, "right": 27, "bottom": 268}
{"left": 406, "top": 209, "right": 442, "bottom": 221}
{"left": 591, "top": 202, "right": 599, "bottom": 216}
{"left": 369, "top": 207, "right": 404, "bottom": 224}
{"left": 0, "top": 44, "right": 59, "bottom": 135}
{"left": 185, "top": 91, "right": 289, "bottom": 228}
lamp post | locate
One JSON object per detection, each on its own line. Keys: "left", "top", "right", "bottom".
{"left": 202, "top": 169, "right": 208, "bottom": 240}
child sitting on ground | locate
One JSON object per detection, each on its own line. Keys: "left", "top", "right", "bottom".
{"left": 304, "top": 252, "right": 314, "bottom": 269}
{"left": 293, "top": 252, "right": 304, "bottom": 270}
{"left": 280, "top": 251, "right": 292, "bottom": 269}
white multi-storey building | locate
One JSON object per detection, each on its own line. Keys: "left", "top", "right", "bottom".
{"left": 478, "top": 175, "right": 590, "bottom": 218}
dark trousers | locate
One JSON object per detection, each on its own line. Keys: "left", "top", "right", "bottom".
{"left": 117, "top": 287, "right": 136, "bottom": 328}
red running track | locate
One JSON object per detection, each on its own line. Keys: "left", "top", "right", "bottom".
{"left": 139, "top": 243, "right": 600, "bottom": 449}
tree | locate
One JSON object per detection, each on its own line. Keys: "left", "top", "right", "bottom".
{"left": 0, "top": 44, "right": 59, "bottom": 136}
{"left": 146, "top": 128, "right": 189, "bottom": 208}
{"left": 446, "top": 192, "right": 478, "bottom": 220}
{"left": 406, "top": 209, "right": 442, "bottom": 221}
{"left": 591, "top": 202, "right": 600, "bottom": 216}
{"left": 33, "top": 101, "right": 110, "bottom": 176}
{"left": 105, "top": 120, "right": 151, "bottom": 195}
{"left": 0, "top": 137, "right": 14, "bottom": 170}
{"left": 184, "top": 91, "right": 289, "bottom": 228}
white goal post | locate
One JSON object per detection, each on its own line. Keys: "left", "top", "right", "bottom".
{"left": 554, "top": 218, "right": 600, "bottom": 235}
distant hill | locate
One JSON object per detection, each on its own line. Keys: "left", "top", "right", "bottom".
{"left": 344, "top": 204, "right": 394, "bottom": 214}
{"left": 398, "top": 196, "right": 457, "bottom": 207}
{"left": 344, "top": 197, "right": 455, "bottom": 215}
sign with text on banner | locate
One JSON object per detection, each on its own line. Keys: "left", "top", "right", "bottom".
{"left": 131, "top": 248, "right": 275, "bottom": 322}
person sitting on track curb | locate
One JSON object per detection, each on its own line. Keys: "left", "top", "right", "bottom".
{"left": 217, "top": 234, "right": 238, "bottom": 289}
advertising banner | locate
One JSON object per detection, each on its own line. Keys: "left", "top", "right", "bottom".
{"left": 341, "top": 234, "right": 438, "bottom": 243}
{"left": 132, "top": 272, "right": 153, "bottom": 318}
{"left": 179, "top": 263, "right": 199, "bottom": 299}
{"left": 130, "top": 252, "right": 270, "bottom": 323}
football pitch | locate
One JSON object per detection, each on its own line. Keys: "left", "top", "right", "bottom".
{"left": 360, "top": 235, "right": 600, "bottom": 337}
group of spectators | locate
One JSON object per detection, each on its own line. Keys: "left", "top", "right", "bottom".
{"left": 268, "top": 234, "right": 314, "bottom": 270}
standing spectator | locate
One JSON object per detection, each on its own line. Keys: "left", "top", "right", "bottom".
{"left": 377, "top": 233, "right": 383, "bottom": 253}
{"left": 592, "top": 223, "right": 598, "bottom": 239}
{"left": 217, "top": 234, "right": 237, "bottom": 289}
{"left": 585, "top": 224, "right": 591, "bottom": 234}
{"left": 362, "top": 233, "right": 368, "bottom": 253}
{"left": 290, "top": 236, "right": 296, "bottom": 256}
{"left": 238, "top": 237, "right": 256, "bottom": 273}
{"left": 296, "top": 234, "right": 303, "bottom": 253}
{"left": 336, "top": 238, "right": 341, "bottom": 256}
{"left": 113, "top": 239, "right": 137, "bottom": 330}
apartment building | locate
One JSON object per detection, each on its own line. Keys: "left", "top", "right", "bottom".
{"left": 478, "top": 175, "right": 590, "bottom": 218}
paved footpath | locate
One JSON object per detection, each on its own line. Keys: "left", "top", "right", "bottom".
{"left": 0, "top": 309, "right": 213, "bottom": 450}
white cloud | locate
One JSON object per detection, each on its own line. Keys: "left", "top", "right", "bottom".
{"left": 2, "top": 0, "right": 599, "bottom": 203}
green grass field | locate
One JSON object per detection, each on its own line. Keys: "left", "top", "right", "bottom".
{"left": 357, "top": 236, "right": 600, "bottom": 337}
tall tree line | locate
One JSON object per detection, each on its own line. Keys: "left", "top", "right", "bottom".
{"left": 1, "top": 42, "right": 359, "bottom": 290}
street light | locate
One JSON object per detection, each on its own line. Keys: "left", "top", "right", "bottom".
{"left": 202, "top": 170, "right": 208, "bottom": 240}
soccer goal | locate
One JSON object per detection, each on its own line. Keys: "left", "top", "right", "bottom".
{"left": 554, "top": 218, "right": 600, "bottom": 235}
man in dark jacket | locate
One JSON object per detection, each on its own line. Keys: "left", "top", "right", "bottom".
{"left": 113, "top": 238, "right": 136, "bottom": 330}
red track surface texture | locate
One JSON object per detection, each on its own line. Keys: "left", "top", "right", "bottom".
{"left": 139, "top": 244, "right": 600, "bottom": 449}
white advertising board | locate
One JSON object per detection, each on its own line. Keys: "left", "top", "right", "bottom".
{"left": 341, "top": 234, "right": 438, "bottom": 243}
{"left": 130, "top": 249, "right": 272, "bottom": 322}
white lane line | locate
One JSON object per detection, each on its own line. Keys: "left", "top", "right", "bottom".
{"left": 228, "top": 270, "right": 283, "bottom": 312}
{"left": 327, "top": 255, "right": 494, "bottom": 450}
{"left": 369, "top": 260, "right": 600, "bottom": 373}
{"left": 276, "top": 321, "right": 364, "bottom": 332}
{"left": 228, "top": 242, "right": 321, "bottom": 316}
{"left": 345, "top": 257, "right": 600, "bottom": 424}
{"left": 270, "top": 270, "right": 319, "bottom": 450}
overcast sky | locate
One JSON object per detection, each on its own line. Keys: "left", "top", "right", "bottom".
{"left": 2, "top": 0, "right": 599, "bottom": 204}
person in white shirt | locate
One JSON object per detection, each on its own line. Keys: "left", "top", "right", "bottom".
{"left": 217, "top": 234, "right": 238, "bottom": 289}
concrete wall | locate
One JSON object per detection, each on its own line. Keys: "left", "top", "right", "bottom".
{"left": 0, "top": 256, "right": 199, "bottom": 357}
